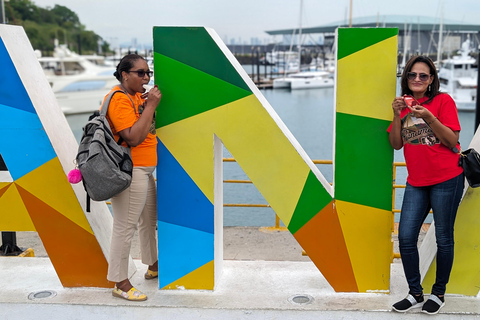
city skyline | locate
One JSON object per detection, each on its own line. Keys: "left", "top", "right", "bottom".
{"left": 27, "top": 0, "right": 480, "bottom": 49}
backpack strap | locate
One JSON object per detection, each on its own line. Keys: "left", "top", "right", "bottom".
{"left": 100, "top": 89, "right": 136, "bottom": 146}
{"left": 99, "top": 89, "right": 135, "bottom": 116}
{"left": 86, "top": 193, "right": 91, "bottom": 212}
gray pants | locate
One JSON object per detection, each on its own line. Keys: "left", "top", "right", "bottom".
{"left": 107, "top": 166, "right": 157, "bottom": 282}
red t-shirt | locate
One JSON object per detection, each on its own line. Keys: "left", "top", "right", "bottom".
{"left": 102, "top": 86, "right": 157, "bottom": 167}
{"left": 388, "top": 93, "right": 462, "bottom": 187}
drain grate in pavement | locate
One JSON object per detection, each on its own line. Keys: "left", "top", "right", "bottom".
{"left": 288, "top": 294, "right": 314, "bottom": 305}
{"left": 28, "top": 290, "right": 57, "bottom": 300}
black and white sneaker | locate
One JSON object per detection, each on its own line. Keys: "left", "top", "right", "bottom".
{"left": 422, "top": 294, "right": 445, "bottom": 315}
{"left": 392, "top": 293, "right": 424, "bottom": 312}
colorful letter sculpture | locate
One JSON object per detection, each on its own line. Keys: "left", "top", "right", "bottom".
{"left": 3, "top": 22, "right": 478, "bottom": 296}
{"left": 335, "top": 28, "right": 398, "bottom": 291}
{"left": 0, "top": 25, "right": 117, "bottom": 288}
{"left": 422, "top": 128, "right": 480, "bottom": 296}
{"left": 154, "top": 26, "right": 398, "bottom": 292}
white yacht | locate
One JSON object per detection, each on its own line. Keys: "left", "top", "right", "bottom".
{"left": 272, "top": 70, "right": 334, "bottom": 90}
{"left": 37, "top": 44, "right": 119, "bottom": 115}
{"left": 438, "top": 39, "right": 478, "bottom": 111}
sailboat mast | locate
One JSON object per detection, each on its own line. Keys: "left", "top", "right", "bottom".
{"left": 298, "top": 0, "right": 303, "bottom": 71}
{"left": 401, "top": 23, "right": 407, "bottom": 68}
{"left": 0, "top": 0, "right": 5, "bottom": 24}
{"left": 437, "top": 4, "right": 444, "bottom": 63}
{"left": 349, "top": 0, "right": 353, "bottom": 27}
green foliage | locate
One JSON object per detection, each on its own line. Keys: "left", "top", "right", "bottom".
{"left": 50, "top": 4, "right": 80, "bottom": 28}
{"left": 5, "top": 0, "right": 111, "bottom": 55}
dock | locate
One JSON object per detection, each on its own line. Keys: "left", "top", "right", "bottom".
{"left": 254, "top": 79, "right": 274, "bottom": 89}
{"left": 2, "top": 226, "right": 480, "bottom": 319}
{"left": 250, "top": 75, "right": 273, "bottom": 89}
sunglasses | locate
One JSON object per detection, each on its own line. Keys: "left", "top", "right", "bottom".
{"left": 407, "top": 72, "right": 431, "bottom": 82}
{"left": 128, "top": 69, "right": 153, "bottom": 78}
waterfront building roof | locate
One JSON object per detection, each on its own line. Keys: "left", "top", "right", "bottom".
{"left": 265, "top": 15, "right": 480, "bottom": 36}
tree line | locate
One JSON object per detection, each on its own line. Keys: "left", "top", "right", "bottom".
{"left": 4, "top": 0, "right": 111, "bottom": 55}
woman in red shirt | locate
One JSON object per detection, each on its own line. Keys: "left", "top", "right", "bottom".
{"left": 389, "top": 56, "right": 464, "bottom": 315}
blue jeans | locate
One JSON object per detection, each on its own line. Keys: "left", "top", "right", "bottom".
{"left": 398, "top": 173, "right": 464, "bottom": 296}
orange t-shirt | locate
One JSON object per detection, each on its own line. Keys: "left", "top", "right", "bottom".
{"left": 102, "top": 86, "right": 157, "bottom": 167}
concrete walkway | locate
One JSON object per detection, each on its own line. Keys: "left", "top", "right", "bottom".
{"left": 1, "top": 227, "right": 479, "bottom": 319}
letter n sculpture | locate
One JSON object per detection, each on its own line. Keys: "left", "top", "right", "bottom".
{"left": 154, "top": 26, "right": 398, "bottom": 292}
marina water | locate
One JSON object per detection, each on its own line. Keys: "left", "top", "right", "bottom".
{"left": 65, "top": 77, "right": 476, "bottom": 227}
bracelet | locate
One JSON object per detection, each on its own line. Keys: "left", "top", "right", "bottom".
{"left": 427, "top": 117, "right": 437, "bottom": 125}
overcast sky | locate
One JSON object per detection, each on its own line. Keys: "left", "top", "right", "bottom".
{"left": 30, "top": 0, "right": 480, "bottom": 48}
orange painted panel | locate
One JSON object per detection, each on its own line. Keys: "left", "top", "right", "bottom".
{"left": 294, "top": 200, "right": 358, "bottom": 292}
{"left": 17, "top": 185, "right": 114, "bottom": 288}
{"left": 0, "top": 183, "right": 9, "bottom": 197}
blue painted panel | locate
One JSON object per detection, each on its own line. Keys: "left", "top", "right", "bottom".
{"left": 0, "top": 104, "right": 55, "bottom": 180}
{"left": 157, "top": 141, "right": 214, "bottom": 234}
{"left": 0, "top": 38, "right": 35, "bottom": 114}
{"left": 157, "top": 221, "right": 214, "bottom": 288}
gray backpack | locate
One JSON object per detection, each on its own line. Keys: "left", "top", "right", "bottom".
{"left": 76, "top": 90, "right": 134, "bottom": 208}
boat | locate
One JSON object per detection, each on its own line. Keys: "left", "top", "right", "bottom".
{"left": 272, "top": 70, "right": 334, "bottom": 90}
{"left": 37, "top": 43, "right": 120, "bottom": 114}
{"left": 438, "top": 39, "right": 478, "bottom": 111}
{"left": 269, "top": 50, "right": 301, "bottom": 75}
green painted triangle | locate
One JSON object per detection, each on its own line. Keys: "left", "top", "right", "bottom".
{"left": 334, "top": 112, "right": 393, "bottom": 211}
{"left": 153, "top": 26, "right": 251, "bottom": 92}
{"left": 154, "top": 52, "right": 252, "bottom": 128}
{"left": 288, "top": 170, "right": 332, "bottom": 234}
{"left": 337, "top": 28, "right": 398, "bottom": 60}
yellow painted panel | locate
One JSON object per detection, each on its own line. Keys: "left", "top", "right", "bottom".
{"left": 0, "top": 183, "right": 35, "bottom": 231}
{"left": 158, "top": 95, "right": 311, "bottom": 225}
{"left": 157, "top": 115, "right": 216, "bottom": 203}
{"left": 423, "top": 187, "right": 480, "bottom": 296}
{"left": 219, "top": 96, "right": 311, "bottom": 225}
{"left": 15, "top": 158, "right": 93, "bottom": 235}
{"left": 161, "top": 260, "right": 214, "bottom": 290}
{"left": 337, "top": 36, "right": 397, "bottom": 121}
{"left": 335, "top": 200, "right": 392, "bottom": 292}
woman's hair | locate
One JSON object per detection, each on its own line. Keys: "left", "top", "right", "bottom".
{"left": 400, "top": 55, "right": 440, "bottom": 103}
{"left": 113, "top": 54, "right": 146, "bottom": 82}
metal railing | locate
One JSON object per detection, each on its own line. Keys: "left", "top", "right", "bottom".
{"left": 223, "top": 158, "right": 335, "bottom": 229}
{"left": 224, "top": 158, "right": 406, "bottom": 221}
{"left": 392, "top": 162, "right": 406, "bottom": 259}
{"left": 105, "top": 159, "right": 407, "bottom": 258}
{"left": 224, "top": 158, "right": 408, "bottom": 259}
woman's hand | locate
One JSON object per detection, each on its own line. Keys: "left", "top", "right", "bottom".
{"left": 392, "top": 97, "right": 406, "bottom": 117}
{"left": 405, "top": 104, "right": 435, "bottom": 123}
{"left": 118, "top": 86, "right": 161, "bottom": 147}
{"left": 144, "top": 85, "right": 162, "bottom": 110}
{"left": 405, "top": 100, "right": 459, "bottom": 149}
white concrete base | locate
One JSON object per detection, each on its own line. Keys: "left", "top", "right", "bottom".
{"left": 1, "top": 257, "right": 479, "bottom": 319}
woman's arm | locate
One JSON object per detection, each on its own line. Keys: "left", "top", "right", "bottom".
{"left": 118, "top": 87, "right": 162, "bottom": 147}
{"left": 409, "top": 105, "right": 459, "bottom": 149}
{"left": 389, "top": 97, "right": 405, "bottom": 150}
{"left": 422, "top": 114, "right": 459, "bottom": 149}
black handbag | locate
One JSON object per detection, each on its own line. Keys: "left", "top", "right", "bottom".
{"left": 458, "top": 148, "right": 480, "bottom": 188}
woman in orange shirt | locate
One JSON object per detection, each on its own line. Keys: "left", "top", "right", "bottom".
{"left": 105, "top": 54, "right": 161, "bottom": 301}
